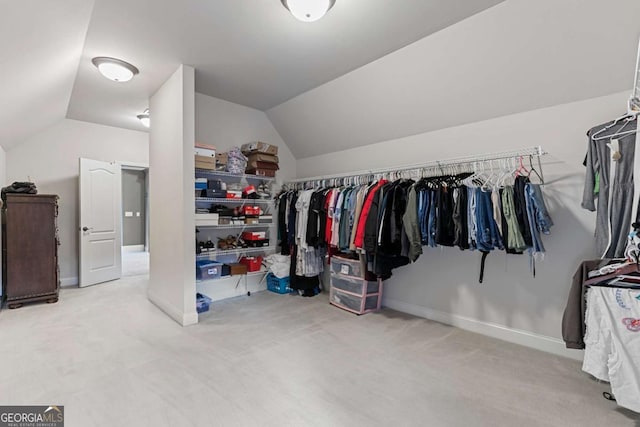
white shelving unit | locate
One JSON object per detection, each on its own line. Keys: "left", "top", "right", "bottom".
{"left": 195, "top": 169, "right": 275, "bottom": 182}
{"left": 196, "top": 269, "right": 268, "bottom": 284}
{"left": 195, "top": 169, "right": 277, "bottom": 302}
{"left": 195, "top": 197, "right": 272, "bottom": 204}
{"left": 196, "top": 223, "right": 272, "bottom": 230}
{"left": 196, "top": 246, "right": 276, "bottom": 259}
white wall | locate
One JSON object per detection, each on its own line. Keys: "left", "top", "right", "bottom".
{"left": 0, "top": 145, "right": 5, "bottom": 295}
{"left": 6, "top": 119, "right": 148, "bottom": 285}
{"left": 297, "top": 91, "right": 630, "bottom": 359}
{"left": 0, "top": 145, "right": 6, "bottom": 187}
{"left": 267, "top": 0, "right": 640, "bottom": 159}
{"left": 195, "top": 92, "right": 297, "bottom": 183}
{"left": 148, "top": 65, "right": 198, "bottom": 326}
{"left": 194, "top": 92, "right": 297, "bottom": 299}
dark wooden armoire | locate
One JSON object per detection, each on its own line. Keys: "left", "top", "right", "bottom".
{"left": 2, "top": 194, "right": 59, "bottom": 308}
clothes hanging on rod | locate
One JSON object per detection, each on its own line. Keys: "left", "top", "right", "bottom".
{"left": 582, "top": 116, "right": 639, "bottom": 258}
{"left": 281, "top": 157, "right": 552, "bottom": 283}
{"left": 277, "top": 190, "right": 323, "bottom": 296}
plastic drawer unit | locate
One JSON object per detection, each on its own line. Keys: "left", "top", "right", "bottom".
{"left": 329, "top": 273, "right": 383, "bottom": 315}
{"left": 330, "top": 288, "right": 382, "bottom": 315}
{"left": 330, "top": 255, "right": 365, "bottom": 278}
{"left": 331, "top": 274, "right": 380, "bottom": 296}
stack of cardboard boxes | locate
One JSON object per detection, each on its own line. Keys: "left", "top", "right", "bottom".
{"left": 194, "top": 142, "right": 216, "bottom": 170}
{"left": 241, "top": 142, "right": 279, "bottom": 177}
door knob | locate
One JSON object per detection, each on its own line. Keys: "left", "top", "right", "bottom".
{"left": 82, "top": 226, "right": 90, "bottom": 232}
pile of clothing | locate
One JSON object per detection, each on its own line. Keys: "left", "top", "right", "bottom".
{"left": 278, "top": 173, "right": 552, "bottom": 282}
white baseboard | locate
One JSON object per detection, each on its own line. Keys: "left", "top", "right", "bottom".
{"left": 383, "top": 298, "right": 583, "bottom": 361}
{"left": 147, "top": 289, "right": 198, "bottom": 326}
{"left": 122, "top": 245, "right": 145, "bottom": 253}
{"left": 60, "top": 277, "right": 79, "bottom": 287}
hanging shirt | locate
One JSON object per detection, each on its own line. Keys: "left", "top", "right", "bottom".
{"left": 491, "top": 188, "right": 503, "bottom": 237}
{"left": 467, "top": 187, "right": 477, "bottom": 250}
{"left": 501, "top": 186, "right": 527, "bottom": 252}
{"left": 582, "top": 118, "right": 638, "bottom": 258}
{"left": 349, "top": 186, "right": 366, "bottom": 250}
{"left": 402, "top": 184, "right": 422, "bottom": 262}
{"left": 325, "top": 189, "right": 338, "bottom": 245}
{"left": 354, "top": 180, "right": 388, "bottom": 249}
{"left": 331, "top": 189, "right": 345, "bottom": 247}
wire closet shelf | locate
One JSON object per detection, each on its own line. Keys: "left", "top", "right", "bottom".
{"left": 285, "top": 146, "right": 546, "bottom": 190}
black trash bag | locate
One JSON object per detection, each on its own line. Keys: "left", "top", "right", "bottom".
{"left": 1, "top": 182, "right": 37, "bottom": 201}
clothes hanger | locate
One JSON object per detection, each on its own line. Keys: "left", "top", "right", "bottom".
{"left": 514, "top": 156, "right": 530, "bottom": 177}
{"left": 527, "top": 155, "right": 544, "bottom": 184}
{"left": 591, "top": 114, "right": 638, "bottom": 141}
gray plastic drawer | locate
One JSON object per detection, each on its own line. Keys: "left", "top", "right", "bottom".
{"left": 331, "top": 274, "right": 380, "bottom": 296}
{"left": 330, "top": 289, "right": 380, "bottom": 314}
{"left": 330, "top": 256, "right": 365, "bottom": 278}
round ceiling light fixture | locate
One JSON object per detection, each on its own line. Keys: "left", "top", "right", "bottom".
{"left": 281, "top": 0, "right": 336, "bottom": 22}
{"left": 91, "top": 57, "right": 139, "bottom": 82}
{"left": 137, "top": 109, "right": 150, "bottom": 128}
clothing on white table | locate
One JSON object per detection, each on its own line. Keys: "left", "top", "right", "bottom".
{"left": 583, "top": 286, "right": 640, "bottom": 413}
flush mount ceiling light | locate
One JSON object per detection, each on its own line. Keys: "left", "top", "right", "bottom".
{"left": 91, "top": 57, "right": 139, "bottom": 82}
{"left": 281, "top": 0, "right": 336, "bottom": 22}
{"left": 137, "top": 109, "right": 150, "bottom": 128}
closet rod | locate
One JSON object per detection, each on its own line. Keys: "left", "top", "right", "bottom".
{"left": 286, "top": 146, "right": 546, "bottom": 184}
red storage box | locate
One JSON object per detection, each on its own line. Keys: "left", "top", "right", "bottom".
{"left": 242, "top": 231, "right": 267, "bottom": 241}
{"left": 241, "top": 206, "right": 261, "bottom": 217}
{"left": 239, "top": 256, "right": 262, "bottom": 272}
{"left": 226, "top": 190, "right": 242, "bottom": 199}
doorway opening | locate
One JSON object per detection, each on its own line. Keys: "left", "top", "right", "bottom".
{"left": 121, "top": 164, "right": 149, "bottom": 277}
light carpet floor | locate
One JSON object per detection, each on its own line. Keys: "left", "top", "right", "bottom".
{"left": 0, "top": 275, "right": 637, "bottom": 427}
{"left": 122, "top": 250, "right": 149, "bottom": 277}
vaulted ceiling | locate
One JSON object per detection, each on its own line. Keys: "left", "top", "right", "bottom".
{"left": 268, "top": 0, "right": 640, "bottom": 158}
{"left": 1, "top": 0, "right": 503, "bottom": 148}
{"left": 2, "top": 0, "right": 640, "bottom": 157}
{"left": 0, "top": 0, "right": 94, "bottom": 149}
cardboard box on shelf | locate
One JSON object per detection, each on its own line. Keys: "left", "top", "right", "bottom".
{"left": 204, "top": 189, "right": 227, "bottom": 199}
{"left": 245, "top": 217, "right": 259, "bottom": 225}
{"left": 245, "top": 168, "right": 276, "bottom": 177}
{"left": 226, "top": 190, "right": 242, "bottom": 199}
{"left": 195, "top": 155, "right": 215, "bottom": 165}
{"left": 195, "top": 147, "right": 216, "bottom": 157}
{"left": 241, "top": 142, "right": 278, "bottom": 156}
{"left": 216, "top": 152, "right": 229, "bottom": 165}
{"left": 195, "top": 213, "right": 220, "bottom": 226}
{"left": 242, "top": 231, "right": 267, "bottom": 241}
{"left": 228, "top": 263, "right": 248, "bottom": 276}
{"left": 241, "top": 206, "right": 261, "bottom": 217}
{"left": 246, "top": 239, "right": 270, "bottom": 247}
{"left": 195, "top": 142, "right": 217, "bottom": 151}
{"left": 195, "top": 158, "right": 216, "bottom": 170}
{"left": 258, "top": 215, "right": 273, "bottom": 224}
{"left": 246, "top": 153, "right": 278, "bottom": 164}
{"left": 247, "top": 160, "right": 279, "bottom": 171}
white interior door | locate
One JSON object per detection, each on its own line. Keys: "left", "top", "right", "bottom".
{"left": 79, "top": 158, "right": 122, "bottom": 287}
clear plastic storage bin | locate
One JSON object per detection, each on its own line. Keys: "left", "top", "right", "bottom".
{"left": 331, "top": 274, "right": 380, "bottom": 296}
{"left": 330, "top": 255, "right": 365, "bottom": 278}
{"left": 330, "top": 288, "right": 382, "bottom": 315}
